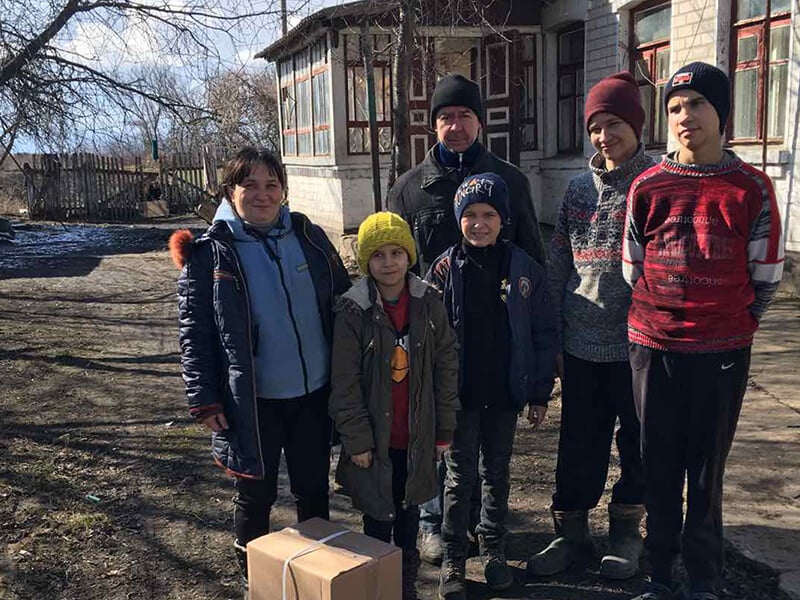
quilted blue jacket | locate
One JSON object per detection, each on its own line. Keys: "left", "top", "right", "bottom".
{"left": 175, "top": 212, "right": 350, "bottom": 479}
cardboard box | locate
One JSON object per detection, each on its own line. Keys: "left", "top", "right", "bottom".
{"left": 247, "top": 518, "right": 402, "bottom": 600}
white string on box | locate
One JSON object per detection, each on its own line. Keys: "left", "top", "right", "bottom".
{"left": 281, "top": 529, "right": 350, "bottom": 600}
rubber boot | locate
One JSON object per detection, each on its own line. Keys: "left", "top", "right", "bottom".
{"left": 402, "top": 548, "right": 421, "bottom": 600}
{"left": 478, "top": 534, "right": 513, "bottom": 591}
{"left": 438, "top": 545, "right": 467, "bottom": 600}
{"left": 234, "top": 540, "right": 249, "bottom": 594}
{"left": 600, "top": 503, "right": 645, "bottom": 580}
{"left": 526, "top": 509, "right": 594, "bottom": 576}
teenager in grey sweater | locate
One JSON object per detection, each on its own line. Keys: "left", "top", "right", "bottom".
{"left": 527, "top": 72, "right": 655, "bottom": 581}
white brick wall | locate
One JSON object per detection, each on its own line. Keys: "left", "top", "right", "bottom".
{"left": 278, "top": 2, "right": 800, "bottom": 251}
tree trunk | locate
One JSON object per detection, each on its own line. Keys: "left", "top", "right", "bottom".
{"left": 361, "top": 21, "right": 383, "bottom": 212}
{"left": 389, "top": 0, "right": 414, "bottom": 189}
{"left": 0, "top": 0, "right": 82, "bottom": 86}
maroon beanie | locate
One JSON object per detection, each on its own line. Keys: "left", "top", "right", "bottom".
{"left": 584, "top": 72, "right": 645, "bottom": 140}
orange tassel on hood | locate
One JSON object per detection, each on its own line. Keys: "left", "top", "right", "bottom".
{"left": 169, "top": 230, "right": 194, "bottom": 269}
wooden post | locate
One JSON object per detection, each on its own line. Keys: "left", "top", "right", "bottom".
{"left": 360, "top": 21, "right": 383, "bottom": 212}
{"left": 86, "top": 153, "right": 97, "bottom": 219}
{"left": 115, "top": 156, "right": 124, "bottom": 222}
{"left": 761, "top": 0, "right": 772, "bottom": 171}
{"left": 136, "top": 155, "right": 143, "bottom": 220}
{"left": 99, "top": 155, "right": 108, "bottom": 218}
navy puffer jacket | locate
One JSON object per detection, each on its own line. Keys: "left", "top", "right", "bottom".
{"left": 426, "top": 241, "right": 557, "bottom": 408}
{"left": 174, "top": 212, "right": 351, "bottom": 479}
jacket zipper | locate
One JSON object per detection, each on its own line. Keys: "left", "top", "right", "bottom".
{"left": 216, "top": 239, "right": 265, "bottom": 479}
{"left": 261, "top": 235, "right": 310, "bottom": 397}
{"left": 404, "top": 302, "right": 429, "bottom": 509}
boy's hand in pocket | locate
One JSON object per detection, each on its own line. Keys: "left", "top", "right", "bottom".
{"left": 351, "top": 450, "right": 372, "bottom": 468}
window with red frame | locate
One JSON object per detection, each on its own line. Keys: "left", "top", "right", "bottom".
{"left": 345, "top": 34, "right": 393, "bottom": 155}
{"left": 730, "top": 0, "right": 790, "bottom": 142}
{"left": 630, "top": 0, "right": 671, "bottom": 148}
{"left": 279, "top": 38, "right": 331, "bottom": 157}
{"left": 279, "top": 58, "right": 297, "bottom": 156}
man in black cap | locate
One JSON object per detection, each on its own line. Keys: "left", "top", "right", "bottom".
{"left": 388, "top": 74, "right": 545, "bottom": 273}
{"left": 387, "top": 73, "right": 547, "bottom": 568}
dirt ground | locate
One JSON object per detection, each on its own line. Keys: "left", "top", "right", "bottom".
{"left": 0, "top": 221, "right": 791, "bottom": 600}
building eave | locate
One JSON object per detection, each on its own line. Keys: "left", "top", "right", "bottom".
{"left": 256, "top": 0, "right": 542, "bottom": 62}
{"left": 256, "top": 0, "right": 399, "bottom": 61}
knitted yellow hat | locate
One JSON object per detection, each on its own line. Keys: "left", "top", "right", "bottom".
{"left": 357, "top": 211, "right": 417, "bottom": 275}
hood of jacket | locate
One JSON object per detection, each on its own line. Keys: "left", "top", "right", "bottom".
{"left": 339, "top": 272, "right": 430, "bottom": 312}
{"left": 212, "top": 199, "right": 292, "bottom": 241}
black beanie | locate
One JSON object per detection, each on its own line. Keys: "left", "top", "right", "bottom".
{"left": 454, "top": 172, "right": 510, "bottom": 225}
{"left": 664, "top": 62, "right": 731, "bottom": 133}
{"left": 430, "top": 74, "right": 484, "bottom": 126}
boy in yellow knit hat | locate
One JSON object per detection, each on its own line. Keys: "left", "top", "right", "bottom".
{"left": 329, "top": 211, "right": 460, "bottom": 600}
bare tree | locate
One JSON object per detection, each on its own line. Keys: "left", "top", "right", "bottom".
{"left": 206, "top": 68, "right": 281, "bottom": 153}
{"left": 388, "top": 0, "right": 414, "bottom": 188}
{"left": 0, "top": 0, "right": 308, "bottom": 157}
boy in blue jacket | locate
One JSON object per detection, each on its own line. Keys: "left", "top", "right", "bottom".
{"left": 426, "top": 173, "right": 556, "bottom": 599}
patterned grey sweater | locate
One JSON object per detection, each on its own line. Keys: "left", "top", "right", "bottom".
{"left": 548, "top": 146, "right": 656, "bottom": 362}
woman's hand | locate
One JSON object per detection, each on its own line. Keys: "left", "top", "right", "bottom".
{"left": 527, "top": 404, "right": 547, "bottom": 428}
{"left": 351, "top": 450, "right": 373, "bottom": 469}
{"left": 200, "top": 413, "right": 229, "bottom": 432}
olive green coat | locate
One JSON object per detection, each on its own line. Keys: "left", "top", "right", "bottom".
{"left": 329, "top": 274, "right": 460, "bottom": 521}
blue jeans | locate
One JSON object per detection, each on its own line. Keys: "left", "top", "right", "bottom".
{"left": 418, "top": 461, "right": 444, "bottom": 533}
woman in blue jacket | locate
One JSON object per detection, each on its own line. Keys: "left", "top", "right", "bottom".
{"left": 170, "top": 147, "right": 350, "bottom": 588}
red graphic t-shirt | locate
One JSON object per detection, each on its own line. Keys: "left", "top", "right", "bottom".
{"left": 383, "top": 287, "right": 410, "bottom": 449}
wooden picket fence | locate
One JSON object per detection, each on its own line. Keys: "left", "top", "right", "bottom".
{"left": 23, "top": 151, "right": 218, "bottom": 222}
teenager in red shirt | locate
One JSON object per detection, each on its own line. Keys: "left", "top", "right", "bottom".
{"left": 623, "top": 62, "right": 784, "bottom": 600}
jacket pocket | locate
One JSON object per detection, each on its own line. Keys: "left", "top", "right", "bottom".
{"left": 336, "top": 453, "right": 387, "bottom": 518}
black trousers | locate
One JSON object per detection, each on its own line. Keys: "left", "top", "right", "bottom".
{"left": 442, "top": 407, "right": 518, "bottom": 550}
{"left": 630, "top": 344, "right": 750, "bottom": 595}
{"left": 233, "top": 386, "right": 331, "bottom": 546}
{"left": 419, "top": 459, "right": 482, "bottom": 535}
{"left": 363, "top": 448, "right": 420, "bottom": 555}
{"left": 552, "top": 353, "right": 645, "bottom": 511}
